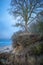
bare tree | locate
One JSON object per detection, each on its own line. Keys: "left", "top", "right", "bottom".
{"left": 10, "top": 0, "right": 43, "bottom": 32}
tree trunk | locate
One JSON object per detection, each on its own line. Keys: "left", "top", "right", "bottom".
{"left": 25, "top": 22, "right": 28, "bottom": 32}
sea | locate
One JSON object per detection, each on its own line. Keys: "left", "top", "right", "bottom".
{"left": 0, "top": 39, "right": 12, "bottom": 47}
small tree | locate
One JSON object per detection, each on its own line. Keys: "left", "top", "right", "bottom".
{"left": 37, "top": 11, "right": 43, "bottom": 34}
{"left": 30, "top": 11, "right": 43, "bottom": 34}
{"left": 10, "top": 0, "right": 43, "bottom": 32}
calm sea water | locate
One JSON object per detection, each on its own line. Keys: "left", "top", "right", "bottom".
{"left": 0, "top": 39, "right": 12, "bottom": 47}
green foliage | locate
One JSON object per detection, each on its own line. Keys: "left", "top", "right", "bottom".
{"left": 30, "top": 11, "right": 43, "bottom": 34}
{"left": 38, "top": 21, "right": 43, "bottom": 33}
{"left": 31, "top": 43, "right": 43, "bottom": 55}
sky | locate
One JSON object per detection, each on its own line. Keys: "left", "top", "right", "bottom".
{"left": 0, "top": 0, "right": 43, "bottom": 48}
{"left": 0, "top": 0, "right": 43, "bottom": 39}
{"left": 0, "top": 0, "right": 19, "bottom": 39}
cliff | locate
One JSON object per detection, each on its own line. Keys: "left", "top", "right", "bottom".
{"left": 11, "top": 32, "right": 43, "bottom": 65}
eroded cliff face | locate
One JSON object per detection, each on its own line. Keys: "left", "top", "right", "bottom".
{"left": 10, "top": 33, "right": 43, "bottom": 65}
{"left": 1, "top": 33, "right": 42, "bottom": 65}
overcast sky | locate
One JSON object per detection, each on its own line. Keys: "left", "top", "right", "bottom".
{"left": 0, "top": 0, "right": 19, "bottom": 39}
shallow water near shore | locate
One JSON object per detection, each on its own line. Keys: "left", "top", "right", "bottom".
{"left": 0, "top": 39, "right": 12, "bottom": 47}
